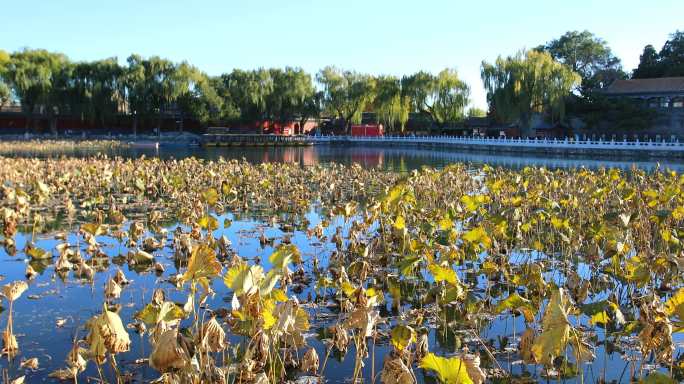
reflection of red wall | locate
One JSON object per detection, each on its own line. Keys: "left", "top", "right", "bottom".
{"left": 351, "top": 151, "right": 384, "bottom": 168}
{"left": 301, "top": 147, "right": 316, "bottom": 166}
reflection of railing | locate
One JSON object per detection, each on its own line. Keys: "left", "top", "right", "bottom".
{"left": 311, "top": 135, "right": 684, "bottom": 152}
{"left": 202, "top": 134, "right": 314, "bottom": 146}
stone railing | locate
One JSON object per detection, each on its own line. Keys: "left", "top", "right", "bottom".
{"left": 311, "top": 135, "right": 684, "bottom": 152}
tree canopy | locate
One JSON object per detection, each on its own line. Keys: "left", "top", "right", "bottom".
{"left": 633, "top": 31, "right": 684, "bottom": 78}
{"left": 481, "top": 50, "right": 581, "bottom": 130}
{"left": 403, "top": 69, "right": 470, "bottom": 128}
{"left": 316, "top": 66, "right": 376, "bottom": 131}
{"left": 537, "top": 30, "right": 625, "bottom": 92}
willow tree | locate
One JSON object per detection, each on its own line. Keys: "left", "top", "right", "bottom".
{"left": 266, "top": 67, "right": 317, "bottom": 130}
{"left": 0, "top": 50, "right": 10, "bottom": 106}
{"left": 374, "top": 75, "right": 411, "bottom": 133}
{"left": 403, "top": 69, "right": 470, "bottom": 131}
{"left": 316, "top": 66, "right": 376, "bottom": 132}
{"left": 481, "top": 50, "right": 580, "bottom": 134}
{"left": 70, "top": 58, "right": 124, "bottom": 129}
{"left": 4, "top": 49, "right": 71, "bottom": 134}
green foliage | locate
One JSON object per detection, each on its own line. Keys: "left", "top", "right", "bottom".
{"left": 467, "top": 108, "right": 486, "bottom": 118}
{"left": 633, "top": 30, "right": 684, "bottom": 78}
{"left": 566, "top": 94, "right": 657, "bottom": 133}
{"left": 403, "top": 69, "right": 470, "bottom": 128}
{"left": 481, "top": 50, "right": 580, "bottom": 129}
{"left": 374, "top": 75, "right": 411, "bottom": 133}
{"left": 3, "top": 49, "right": 71, "bottom": 132}
{"left": 317, "top": 66, "right": 376, "bottom": 130}
{"left": 537, "top": 30, "right": 626, "bottom": 92}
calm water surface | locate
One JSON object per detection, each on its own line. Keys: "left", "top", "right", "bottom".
{"left": 0, "top": 145, "right": 681, "bottom": 383}
{"left": 4, "top": 144, "right": 684, "bottom": 172}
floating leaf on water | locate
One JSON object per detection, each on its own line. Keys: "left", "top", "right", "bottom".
{"left": 419, "top": 353, "right": 473, "bottom": 384}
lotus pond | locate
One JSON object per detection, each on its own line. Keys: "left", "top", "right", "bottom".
{"left": 0, "top": 151, "right": 683, "bottom": 384}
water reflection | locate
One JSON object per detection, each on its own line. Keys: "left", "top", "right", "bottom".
{"left": 9, "top": 144, "right": 683, "bottom": 172}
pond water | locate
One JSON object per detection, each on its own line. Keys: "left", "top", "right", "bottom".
{"left": 4, "top": 143, "right": 684, "bottom": 172}
{"left": 0, "top": 146, "right": 682, "bottom": 383}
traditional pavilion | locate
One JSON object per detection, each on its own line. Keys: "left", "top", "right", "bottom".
{"left": 601, "top": 77, "right": 684, "bottom": 109}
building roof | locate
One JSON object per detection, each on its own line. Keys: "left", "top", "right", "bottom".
{"left": 602, "top": 77, "right": 684, "bottom": 96}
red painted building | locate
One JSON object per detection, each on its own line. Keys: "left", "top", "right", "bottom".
{"left": 350, "top": 124, "right": 384, "bottom": 137}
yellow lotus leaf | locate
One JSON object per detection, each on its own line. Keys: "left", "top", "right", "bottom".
{"left": 419, "top": 353, "right": 473, "bottom": 384}
{"left": 81, "top": 223, "right": 105, "bottom": 237}
{"left": 269, "top": 244, "right": 301, "bottom": 270}
{"left": 532, "top": 289, "right": 571, "bottom": 366}
{"left": 25, "top": 245, "right": 51, "bottom": 260}
{"left": 664, "top": 288, "right": 684, "bottom": 320}
{"left": 428, "top": 263, "right": 460, "bottom": 286}
{"left": 393, "top": 215, "right": 406, "bottom": 231}
{"left": 135, "top": 301, "right": 187, "bottom": 326}
{"left": 462, "top": 226, "right": 491, "bottom": 249}
{"left": 590, "top": 311, "right": 610, "bottom": 326}
{"left": 197, "top": 215, "right": 219, "bottom": 231}
{"left": 494, "top": 292, "right": 536, "bottom": 322}
{"left": 224, "top": 263, "right": 263, "bottom": 295}
{"left": 182, "top": 244, "right": 221, "bottom": 283}
{"left": 390, "top": 324, "right": 415, "bottom": 351}
{"left": 259, "top": 270, "right": 281, "bottom": 297}
{"left": 201, "top": 187, "right": 219, "bottom": 206}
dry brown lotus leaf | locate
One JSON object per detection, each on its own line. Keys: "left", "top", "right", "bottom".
{"left": 416, "top": 333, "right": 429, "bottom": 361}
{"left": 48, "top": 369, "right": 75, "bottom": 381}
{"left": 86, "top": 306, "right": 131, "bottom": 364}
{"left": 380, "top": 355, "right": 415, "bottom": 384}
{"left": 150, "top": 329, "right": 191, "bottom": 372}
{"left": 55, "top": 253, "right": 73, "bottom": 271}
{"left": 105, "top": 278, "right": 122, "bottom": 300}
{"left": 198, "top": 316, "right": 227, "bottom": 353}
{"left": 300, "top": 347, "right": 319, "bottom": 374}
{"left": 76, "top": 261, "right": 94, "bottom": 280}
{"left": 2, "top": 330, "right": 18, "bottom": 354}
{"left": 2, "top": 281, "right": 28, "bottom": 302}
{"left": 67, "top": 344, "right": 87, "bottom": 372}
{"left": 25, "top": 265, "right": 37, "bottom": 280}
{"left": 332, "top": 324, "right": 349, "bottom": 353}
{"left": 462, "top": 353, "right": 486, "bottom": 384}
{"left": 253, "top": 372, "right": 270, "bottom": 384}
{"left": 344, "top": 307, "right": 380, "bottom": 338}
{"left": 19, "top": 357, "right": 38, "bottom": 370}
{"left": 113, "top": 268, "right": 129, "bottom": 285}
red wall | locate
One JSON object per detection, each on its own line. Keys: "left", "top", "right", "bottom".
{"left": 351, "top": 124, "right": 384, "bottom": 137}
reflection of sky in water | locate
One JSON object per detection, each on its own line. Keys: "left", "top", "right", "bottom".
{"left": 2, "top": 206, "right": 679, "bottom": 383}
{"left": 0, "top": 146, "right": 682, "bottom": 382}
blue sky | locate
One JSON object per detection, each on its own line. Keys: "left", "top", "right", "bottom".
{"left": 2, "top": 0, "right": 681, "bottom": 109}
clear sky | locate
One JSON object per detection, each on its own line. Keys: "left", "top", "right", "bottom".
{"left": 2, "top": 0, "right": 682, "bottom": 109}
